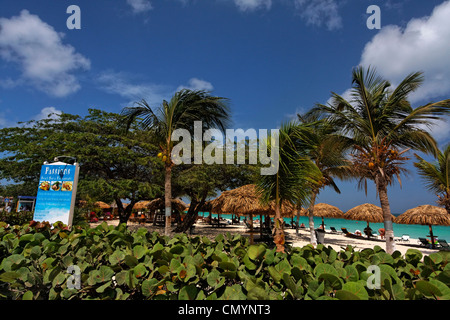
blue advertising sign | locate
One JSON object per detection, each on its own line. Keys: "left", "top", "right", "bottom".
{"left": 33, "top": 161, "right": 80, "bottom": 226}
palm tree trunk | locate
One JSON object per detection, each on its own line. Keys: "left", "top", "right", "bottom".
{"left": 308, "top": 192, "right": 317, "bottom": 245}
{"left": 273, "top": 179, "right": 285, "bottom": 252}
{"left": 377, "top": 182, "right": 396, "bottom": 254}
{"left": 273, "top": 205, "right": 285, "bottom": 252}
{"left": 164, "top": 165, "right": 172, "bottom": 236}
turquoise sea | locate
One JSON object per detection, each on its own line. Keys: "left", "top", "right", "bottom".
{"left": 200, "top": 212, "right": 450, "bottom": 242}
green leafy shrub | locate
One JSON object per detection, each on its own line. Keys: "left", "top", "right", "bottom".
{"left": 0, "top": 210, "right": 33, "bottom": 226}
{"left": 0, "top": 221, "right": 449, "bottom": 300}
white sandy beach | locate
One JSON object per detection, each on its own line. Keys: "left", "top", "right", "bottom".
{"left": 91, "top": 218, "right": 442, "bottom": 256}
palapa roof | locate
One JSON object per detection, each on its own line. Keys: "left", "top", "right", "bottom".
{"left": 394, "top": 205, "right": 450, "bottom": 226}
{"left": 146, "top": 198, "right": 189, "bottom": 212}
{"left": 133, "top": 201, "right": 152, "bottom": 210}
{"left": 95, "top": 201, "right": 112, "bottom": 209}
{"left": 77, "top": 200, "right": 111, "bottom": 209}
{"left": 210, "top": 184, "right": 296, "bottom": 217}
{"left": 312, "top": 203, "right": 344, "bottom": 218}
{"left": 344, "top": 203, "right": 394, "bottom": 223}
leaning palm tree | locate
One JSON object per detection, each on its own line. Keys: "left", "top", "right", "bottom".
{"left": 414, "top": 144, "right": 450, "bottom": 214}
{"left": 310, "top": 66, "right": 450, "bottom": 254}
{"left": 122, "top": 89, "right": 230, "bottom": 235}
{"left": 257, "top": 121, "right": 321, "bottom": 252}
{"left": 297, "top": 114, "right": 354, "bottom": 244}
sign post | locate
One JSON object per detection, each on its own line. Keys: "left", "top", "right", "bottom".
{"left": 33, "top": 161, "right": 80, "bottom": 227}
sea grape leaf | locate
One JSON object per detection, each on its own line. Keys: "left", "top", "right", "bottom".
{"left": 178, "top": 284, "right": 198, "bottom": 300}
{"left": 247, "top": 245, "right": 266, "bottom": 260}
{"left": 314, "top": 263, "right": 338, "bottom": 277}
{"left": 339, "top": 282, "right": 368, "bottom": 300}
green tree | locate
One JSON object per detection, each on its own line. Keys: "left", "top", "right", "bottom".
{"left": 297, "top": 114, "right": 354, "bottom": 244}
{"left": 172, "top": 159, "right": 258, "bottom": 233}
{"left": 311, "top": 66, "right": 450, "bottom": 253}
{"left": 122, "top": 89, "right": 230, "bottom": 235}
{"left": 414, "top": 144, "right": 450, "bottom": 214}
{"left": 257, "top": 121, "right": 320, "bottom": 252}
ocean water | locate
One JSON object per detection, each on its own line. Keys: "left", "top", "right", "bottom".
{"left": 201, "top": 212, "right": 450, "bottom": 242}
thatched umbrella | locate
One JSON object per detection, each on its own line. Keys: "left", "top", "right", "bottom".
{"left": 395, "top": 205, "right": 450, "bottom": 248}
{"left": 133, "top": 201, "right": 152, "bottom": 211}
{"left": 300, "top": 203, "right": 343, "bottom": 231}
{"left": 77, "top": 200, "right": 111, "bottom": 209}
{"left": 211, "top": 184, "right": 295, "bottom": 216}
{"left": 146, "top": 198, "right": 189, "bottom": 226}
{"left": 147, "top": 198, "right": 188, "bottom": 212}
{"left": 210, "top": 184, "right": 295, "bottom": 241}
{"left": 344, "top": 203, "right": 395, "bottom": 236}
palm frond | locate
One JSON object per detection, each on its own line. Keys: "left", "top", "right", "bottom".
{"left": 257, "top": 121, "right": 321, "bottom": 208}
{"left": 121, "top": 99, "right": 160, "bottom": 132}
{"left": 414, "top": 144, "right": 450, "bottom": 194}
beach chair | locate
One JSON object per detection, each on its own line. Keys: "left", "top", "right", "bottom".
{"left": 438, "top": 239, "right": 450, "bottom": 251}
{"left": 396, "top": 234, "right": 410, "bottom": 242}
{"left": 418, "top": 238, "right": 430, "bottom": 247}
{"left": 330, "top": 227, "right": 338, "bottom": 234}
{"left": 401, "top": 234, "right": 410, "bottom": 242}
{"left": 341, "top": 228, "right": 364, "bottom": 239}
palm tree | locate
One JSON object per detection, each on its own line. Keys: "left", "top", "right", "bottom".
{"left": 257, "top": 121, "right": 321, "bottom": 252}
{"left": 297, "top": 114, "right": 354, "bottom": 244}
{"left": 310, "top": 66, "right": 450, "bottom": 254}
{"left": 122, "top": 89, "right": 230, "bottom": 235}
{"left": 414, "top": 144, "right": 450, "bottom": 214}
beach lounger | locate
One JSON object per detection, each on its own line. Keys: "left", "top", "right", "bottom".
{"left": 438, "top": 239, "right": 450, "bottom": 251}
{"left": 418, "top": 237, "right": 430, "bottom": 247}
{"left": 396, "top": 234, "right": 410, "bottom": 242}
{"left": 330, "top": 227, "right": 338, "bottom": 234}
{"left": 341, "top": 228, "right": 364, "bottom": 239}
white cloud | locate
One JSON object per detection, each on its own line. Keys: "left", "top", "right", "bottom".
{"left": 0, "top": 107, "right": 63, "bottom": 129}
{"left": 97, "top": 70, "right": 172, "bottom": 106}
{"left": 425, "top": 118, "right": 450, "bottom": 142}
{"left": 177, "top": 78, "right": 214, "bottom": 92}
{"left": 360, "top": 1, "right": 450, "bottom": 103}
{"left": 233, "top": 0, "right": 272, "bottom": 12}
{"left": 126, "top": 0, "right": 153, "bottom": 13}
{"left": 33, "top": 107, "right": 63, "bottom": 121}
{"left": 294, "top": 0, "right": 342, "bottom": 30}
{"left": 0, "top": 10, "right": 90, "bottom": 97}
{"left": 98, "top": 71, "right": 216, "bottom": 108}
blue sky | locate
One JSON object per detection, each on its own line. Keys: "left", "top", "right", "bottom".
{"left": 1, "top": 0, "right": 449, "bottom": 213}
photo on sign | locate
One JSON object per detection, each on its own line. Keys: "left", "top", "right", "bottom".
{"left": 39, "top": 181, "right": 50, "bottom": 191}
{"left": 51, "top": 181, "right": 61, "bottom": 191}
{"left": 61, "top": 181, "right": 73, "bottom": 191}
